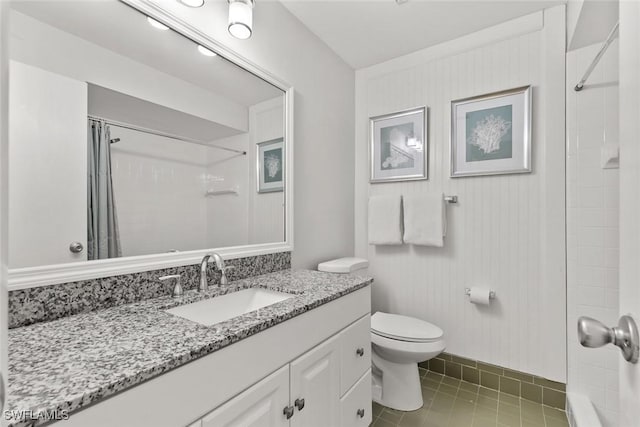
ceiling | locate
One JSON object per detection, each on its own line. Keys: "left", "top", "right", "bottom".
{"left": 12, "top": 1, "right": 283, "bottom": 107}
{"left": 280, "top": 0, "right": 563, "bottom": 69}
{"left": 88, "top": 85, "right": 243, "bottom": 142}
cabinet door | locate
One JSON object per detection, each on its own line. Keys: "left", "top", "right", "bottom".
{"left": 290, "top": 334, "right": 341, "bottom": 427}
{"left": 201, "top": 365, "right": 289, "bottom": 427}
{"left": 340, "top": 370, "right": 372, "bottom": 427}
{"left": 339, "top": 315, "right": 371, "bottom": 396}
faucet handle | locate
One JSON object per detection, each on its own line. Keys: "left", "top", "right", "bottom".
{"left": 159, "top": 274, "right": 184, "bottom": 298}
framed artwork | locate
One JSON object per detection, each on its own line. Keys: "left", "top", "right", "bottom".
{"left": 450, "top": 85, "right": 531, "bottom": 177}
{"left": 257, "top": 138, "right": 284, "bottom": 193}
{"left": 369, "top": 107, "right": 427, "bottom": 183}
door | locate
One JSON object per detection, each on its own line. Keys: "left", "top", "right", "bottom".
{"left": 200, "top": 365, "right": 290, "bottom": 427}
{"left": 8, "top": 61, "right": 87, "bottom": 268}
{"left": 290, "top": 334, "right": 341, "bottom": 427}
{"left": 618, "top": 1, "right": 640, "bottom": 424}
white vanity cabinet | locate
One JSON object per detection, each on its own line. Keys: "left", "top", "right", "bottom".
{"left": 191, "top": 314, "right": 371, "bottom": 427}
{"left": 200, "top": 365, "right": 290, "bottom": 427}
{"left": 60, "top": 286, "right": 371, "bottom": 427}
{"left": 289, "top": 334, "right": 341, "bottom": 427}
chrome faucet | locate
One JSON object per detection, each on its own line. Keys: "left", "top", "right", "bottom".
{"left": 200, "top": 254, "right": 214, "bottom": 291}
{"left": 200, "top": 252, "right": 235, "bottom": 289}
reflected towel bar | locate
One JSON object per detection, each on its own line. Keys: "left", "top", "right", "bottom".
{"left": 205, "top": 189, "right": 239, "bottom": 197}
{"left": 444, "top": 195, "right": 458, "bottom": 203}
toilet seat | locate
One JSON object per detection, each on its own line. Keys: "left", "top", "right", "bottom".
{"left": 371, "top": 312, "right": 443, "bottom": 343}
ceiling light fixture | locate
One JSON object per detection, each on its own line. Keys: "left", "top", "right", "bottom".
{"left": 147, "top": 17, "right": 169, "bottom": 31}
{"left": 197, "top": 45, "right": 217, "bottom": 57}
{"left": 228, "top": 0, "right": 254, "bottom": 40}
{"left": 179, "top": 0, "right": 205, "bottom": 7}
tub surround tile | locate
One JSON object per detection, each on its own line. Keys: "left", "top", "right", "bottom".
{"left": 7, "top": 269, "right": 371, "bottom": 427}
{"left": 9, "top": 252, "right": 291, "bottom": 328}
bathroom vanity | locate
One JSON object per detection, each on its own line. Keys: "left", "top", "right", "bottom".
{"left": 7, "top": 270, "right": 372, "bottom": 427}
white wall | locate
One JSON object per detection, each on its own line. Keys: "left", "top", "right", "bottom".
{"left": 152, "top": 0, "right": 356, "bottom": 269}
{"left": 354, "top": 8, "right": 566, "bottom": 381}
{"left": 8, "top": 61, "right": 88, "bottom": 268}
{"left": 248, "top": 98, "right": 285, "bottom": 244}
{"left": 205, "top": 133, "right": 250, "bottom": 248}
{"left": 566, "top": 41, "right": 619, "bottom": 426}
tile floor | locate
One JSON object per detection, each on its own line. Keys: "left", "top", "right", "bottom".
{"left": 371, "top": 369, "right": 569, "bottom": 427}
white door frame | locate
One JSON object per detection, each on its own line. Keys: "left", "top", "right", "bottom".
{"left": 0, "top": 0, "right": 9, "bottom": 424}
{"left": 618, "top": 0, "right": 640, "bottom": 424}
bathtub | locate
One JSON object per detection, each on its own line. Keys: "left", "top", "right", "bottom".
{"left": 567, "top": 392, "right": 602, "bottom": 427}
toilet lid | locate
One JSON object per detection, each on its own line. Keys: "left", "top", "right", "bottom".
{"left": 371, "top": 312, "right": 444, "bottom": 343}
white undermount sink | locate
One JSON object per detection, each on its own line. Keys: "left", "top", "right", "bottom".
{"left": 165, "top": 288, "right": 295, "bottom": 326}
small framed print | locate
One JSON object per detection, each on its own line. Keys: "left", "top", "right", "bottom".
{"left": 450, "top": 85, "right": 532, "bottom": 177}
{"left": 369, "top": 107, "right": 427, "bottom": 183}
{"left": 257, "top": 138, "right": 284, "bottom": 193}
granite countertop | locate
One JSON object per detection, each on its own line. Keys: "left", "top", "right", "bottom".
{"left": 6, "top": 269, "right": 372, "bottom": 427}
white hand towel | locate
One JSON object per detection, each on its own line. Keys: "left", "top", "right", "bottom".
{"left": 368, "top": 195, "right": 403, "bottom": 245}
{"left": 403, "top": 193, "right": 445, "bottom": 247}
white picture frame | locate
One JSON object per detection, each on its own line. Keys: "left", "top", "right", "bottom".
{"left": 369, "top": 107, "right": 427, "bottom": 183}
{"left": 450, "top": 86, "right": 532, "bottom": 177}
{"left": 257, "top": 138, "right": 284, "bottom": 193}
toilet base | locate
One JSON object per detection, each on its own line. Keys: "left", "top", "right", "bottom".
{"left": 372, "top": 352, "right": 424, "bottom": 411}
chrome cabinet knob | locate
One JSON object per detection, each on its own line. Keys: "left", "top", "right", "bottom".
{"left": 578, "top": 315, "right": 639, "bottom": 363}
{"left": 294, "top": 398, "right": 305, "bottom": 411}
{"left": 283, "top": 405, "right": 294, "bottom": 419}
{"left": 69, "top": 241, "right": 84, "bottom": 253}
{"left": 356, "top": 347, "right": 364, "bottom": 357}
{"left": 357, "top": 408, "right": 365, "bottom": 418}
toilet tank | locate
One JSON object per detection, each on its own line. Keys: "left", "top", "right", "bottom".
{"left": 317, "top": 257, "right": 369, "bottom": 277}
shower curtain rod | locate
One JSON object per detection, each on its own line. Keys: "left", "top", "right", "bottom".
{"left": 88, "top": 115, "right": 247, "bottom": 155}
{"left": 574, "top": 21, "right": 619, "bottom": 92}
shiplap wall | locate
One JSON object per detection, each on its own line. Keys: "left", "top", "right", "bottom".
{"left": 566, "top": 40, "right": 619, "bottom": 427}
{"left": 354, "top": 7, "right": 566, "bottom": 381}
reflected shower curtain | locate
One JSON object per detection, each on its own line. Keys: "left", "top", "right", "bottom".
{"left": 87, "top": 119, "right": 122, "bottom": 260}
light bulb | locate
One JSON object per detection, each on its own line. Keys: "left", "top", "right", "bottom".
{"left": 197, "top": 45, "right": 217, "bottom": 57}
{"left": 179, "top": 0, "right": 205, "bottom": 7}
{"left": 228, "top": 0, "right": 253, "bottom": 40}
{"left": 147, "top": 17, "right": 169, "bottom": 31}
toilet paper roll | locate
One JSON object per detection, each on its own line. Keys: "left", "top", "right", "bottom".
{"left": 469, "top": 287, "right": 491, "bottom": 305}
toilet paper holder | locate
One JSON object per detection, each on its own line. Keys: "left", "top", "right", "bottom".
{"left": 464, "top": 288, "right": 496, "bottom": 300}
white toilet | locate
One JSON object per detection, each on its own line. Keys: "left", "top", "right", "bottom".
{"left": 317, "top": 257, "right": 446, "bottom": 412}
{"left": 371, "top": 312, "right": 445, "bottom": 410}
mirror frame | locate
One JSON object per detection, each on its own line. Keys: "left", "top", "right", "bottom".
{"left": 8, "top": 0, "right": 294, "bottom": 290}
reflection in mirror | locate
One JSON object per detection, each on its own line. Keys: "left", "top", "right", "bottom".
{"left": 8, "top": 1, "right": 286, "bottom": 269}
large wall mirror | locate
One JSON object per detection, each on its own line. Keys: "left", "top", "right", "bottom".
{"left": 7, "top": 0, "right": 292, "bottom": 288}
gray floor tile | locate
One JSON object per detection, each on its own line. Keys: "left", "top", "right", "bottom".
{"left": 371, "top": 370, "right": 567, "bottom": 427}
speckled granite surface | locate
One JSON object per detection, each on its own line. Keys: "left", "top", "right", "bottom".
{"left": 9, "top": 252, "right": 291, "bottom": 328}
{"left": 7, "top": 269, "right": 372, "bottom": 427}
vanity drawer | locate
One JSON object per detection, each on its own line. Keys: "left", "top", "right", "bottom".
{"left": 339, "top": 314, "right": 370, "bottom": 395}
{"left": 340, "top": 369, "right": 372, "bottom": 427}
